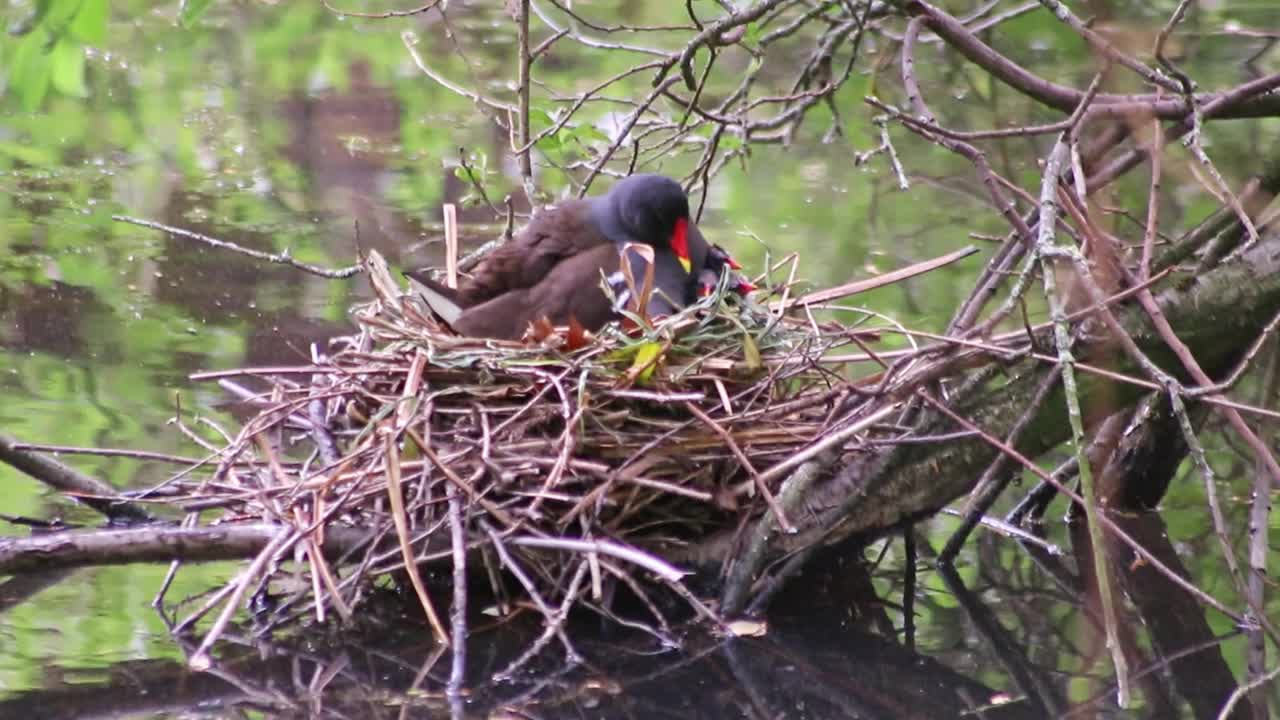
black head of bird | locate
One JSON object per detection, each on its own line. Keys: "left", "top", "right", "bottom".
{"left": 591, "top": 174, "right": 703, "bottom": 274}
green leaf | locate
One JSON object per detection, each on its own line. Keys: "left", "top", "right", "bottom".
{"left": 741, "top": 332, "right": 761, "bottom": 371}
{"left": 572, "top": 124, "right": 609, "bottom": 145}
{"left": 42, "top": 0, "right": 82, "bottom": 29}
{"left": 9, "top": 30, "right": 53, "bottom": 110}
{"left": 69, "top": 0, "right": 107, "bottom": 44}
{"left": 50, "top": 39, "right": 87, "bottom": 98}
{"left": 527, "top": 108, "right": 555, "bottom": 131}
{"left": 529, "top": 108, "right": 562, "bottom": 151}
{"left": 179, "top": 0, "right": 215, "bottom": 28}
{"left": 629, "top": 341, "right": 663, "bottom": 384}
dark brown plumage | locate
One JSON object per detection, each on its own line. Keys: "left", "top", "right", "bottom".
{"left": 405, "top": 174, "right": 747, "bottom": 340}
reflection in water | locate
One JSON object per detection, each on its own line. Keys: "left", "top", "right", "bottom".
{"left": 0, "top": 584, "right": 1041, "bottom": 719}
{"left": 1, "top": 2, "right": 1277, "bottom": 718}
{"left": 0, "top": 515, "right": 1260, "bottom": 718}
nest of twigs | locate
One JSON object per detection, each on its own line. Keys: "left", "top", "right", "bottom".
{"left": 169, "top": 249, "right": 883, "bottom": 663}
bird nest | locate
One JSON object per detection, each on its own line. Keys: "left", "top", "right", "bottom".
{"left": 166, "top": 249, "right": 880, "bottom": 660}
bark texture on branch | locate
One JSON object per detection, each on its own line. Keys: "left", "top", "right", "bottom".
{"left": 675, "top": 232, "right": 1280, "bottom": 568}
{"left": 0, "top": 523, "right": 375, "bottom": 574}
{"left": 0, "top": 433, "right": 153, "bottom": 523}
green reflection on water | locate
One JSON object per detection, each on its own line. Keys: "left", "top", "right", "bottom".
{"left": 1, "top": 0, "right": 1277, "bottom": 708}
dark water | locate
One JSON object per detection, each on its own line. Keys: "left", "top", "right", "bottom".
{"left": 2, "top": 1, "right": 1278, "bottom": 717}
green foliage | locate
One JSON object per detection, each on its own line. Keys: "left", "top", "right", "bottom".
{"left": 178, "top": 0, "right": 215, "bottom": 28}
{"left": 4, "top": 0, "right": 106, "bottom": 109}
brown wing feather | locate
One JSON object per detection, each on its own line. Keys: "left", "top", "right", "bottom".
{"left": 454, "top": 198, "right": 610, "bottom": 306}
{"left": 454, "top": 243, "right": 622, "bottom": 340}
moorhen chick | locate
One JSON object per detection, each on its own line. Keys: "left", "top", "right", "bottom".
{"left": 406, "top": 174, "right": 749, "bottom": 340}
{"left": 697, "top": 243, "right": 757, "bottom": 299}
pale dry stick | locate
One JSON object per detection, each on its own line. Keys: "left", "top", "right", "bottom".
{"left": 152, "top": 513, "right": 200, "bottom": 612}
{"left": 444, "top": 477, "right": 468, "bottom": 698}
{"left": 1154, "top": 0, "right": 1194, "bottom": 69}
{"left": 9, "top": 443, "right": 204, "bottom": 466}
{"left": 401, "top": 30, "right": 516, "bottom": 114}
{"left": 1034, "top": 0, "right": 1179, "bottom": 93}
{"left": 411, "top": 433, "right": 518, "bottom": 529}
{"left": 382, "top": 428, "right": 450, "bottom": 647}
{"left": 321, "top": 0, "right": 441, "bottom": 19}
{"left": 253, "top": 433, "right": 330, "bottom": 626}
{"left": 1183, "top": 126, "right": 1261, "bottom": 249}
{"left": 1131, "top": 279, "right": 1280, "bottom": 492}
{"left": 1244, "top": 338, "right": 1276, "bottom": 714}
{"left": 443, "top": 204, "right": 459, "bottom": 289}
{"left": 936, "top": 507, "right": 1062, "bottom": 555}
{"left": 398, "top": 350, "right": 429, "bottom": 428}
{"left": 916, "top": 392, "right": 1242, "bottom": 622}
{"left": 1166, "top": 391, "right": 1259, "bottom": 623}
{"left": 939, "top": 367, "right": 1063, "bottom": 563}
{"left": 662, "top": 0, "right": 791, "bottom": 91}
{"left": 187, "top": 526, "right": 298, "bottom": 671}
{"left": 781, "top": 245, "right": 979, "bottom": 309}
{"left": 1034, "top": 137, "right": 1129, "bottom": 707}
{"left": 751, "top": 403, "right": 897, "bottom": 489}
{"left": 684, "top": 401, "right": 792, "bottom": 532}
{"left": 1216, "top": 662, "right": 1280, "bottom": 720}
{"left": 113, "top": 216, "right": 361, "bottom": 279}
{"left": 1058, "top": 174, "right": 1280, "bottom": 645}
{"left": 1140, "top": 109, "right": 1163, "bottom": 281}
{"left": 878, "top": 120, "right": 909, "bottom": 190}
{"left": 578, "top": 76, "right": 681, "bottom": 195}
{"left": 506, "top": 536, "right": 686, "bottom": 583}
{"left": 530, "top": 0, "right": 669, "bottom": 57}
{"left": 483, "top": 526, "right": 584, "bottom": 676}
{"left": 514, "top": 0, "right": 536, "bottom": 204}
{"left": 513, "top": 60, "right": 666, "bottom": 155}
{"left": 1085, "top": 71, "right": 1280, "bottom": 194}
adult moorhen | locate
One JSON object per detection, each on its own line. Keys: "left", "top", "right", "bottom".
{"left": 405, "top": 174, "right": 750, "bottom": 340}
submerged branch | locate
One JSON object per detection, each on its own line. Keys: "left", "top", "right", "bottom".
{"left": 0, "top": 433, "right": 153, "bottom": 523}
{"left": 0, "top": 523, "right": 375, "bottom": 574}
